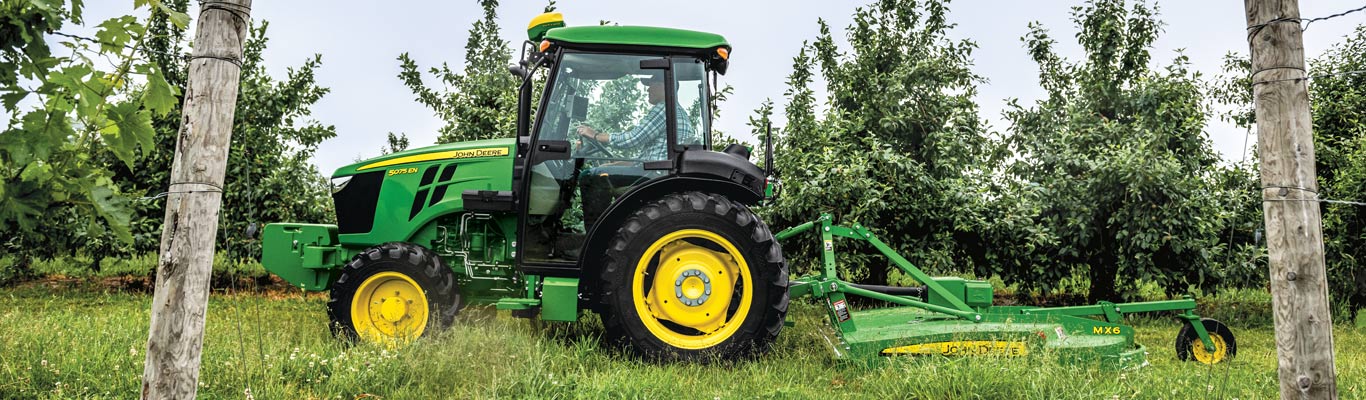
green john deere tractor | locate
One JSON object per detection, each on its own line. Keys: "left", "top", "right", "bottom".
{"left": 262, "top": 12, "right": 1236, "bottom": 367}
{"left": 264, "top": 13, "right": 783, "bottom": 361}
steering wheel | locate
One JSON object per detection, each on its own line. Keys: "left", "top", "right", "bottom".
{"left": 576, "top": 127, "right": 619, "bottom": 159}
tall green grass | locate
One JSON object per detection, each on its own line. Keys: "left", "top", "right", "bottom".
{"left": 1, "top": 285, "right": 1362, "bottom": 399}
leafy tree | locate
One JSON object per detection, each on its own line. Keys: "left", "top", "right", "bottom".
{"left": 1306, "top": 26, "right": 1366, "bottom": 319}
{"left": 217, "top": 22, "right": 336, "bottom": 259}
{"left": 770, "top": 0, "right": 1038, "bottom": 287}
{"left": 1, "top": 0, "right": 183, "bottom": 272}
{"left": 1205, "top": 55, "right": 1268, "bottom": 290}
{"left": 1210, "top": 27, "right": 1366, "bottom": 318}
{"left": 588, "top": 76, "right": 648, "bottom": 134}
{"left": 397, "top": 0, "right": 517, "bottom": 144}
{"left": 743, "top": 98, "right": 774, "bottom": 169}
{"left": 383, "top": 132, "right": 411, "bottom": 155}
{"left": 100, "top": 12, "right": 336, "bottom": 261}
{"left": 80, "top": 0, "right": 192, "bottom": 270}
{"left": 1006, "top": 0, "right": 1224, "bottom": 301}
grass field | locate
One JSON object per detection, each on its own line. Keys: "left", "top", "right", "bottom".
{"left": 0, "top": 284, "right": 1361, "bottom": 399}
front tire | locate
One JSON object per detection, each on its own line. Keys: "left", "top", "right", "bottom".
{"left": 327, "top": 242, "right": 460, "bottom": 346}
{"left": 598, "top": 192, "right": 788, "bottom": 361}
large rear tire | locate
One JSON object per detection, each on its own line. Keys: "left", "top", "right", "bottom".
{"left": 327, "top": 242, "right": 460, "bottom": 346}
{"left": 598, "top": 192, "right": 788, "bottom": 361}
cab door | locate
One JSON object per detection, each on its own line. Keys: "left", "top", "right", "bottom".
{"left": 517, "top": 52, "right": 709, "bottom": 275}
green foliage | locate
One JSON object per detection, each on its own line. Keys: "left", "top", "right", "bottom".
{"left": 1211, "top": 26, "right": 1366, "bottom": 316}
{"left": 1006, "top": 0, "right": 1225, "bottom": 301}
{"left": 383, "top": 132, "right": 410, "bottom": 155}
{"left": 91, "top": 8, "right": 336, "bottom": 262}
{"left": 217, "top": 22, "right": 337, "bottom": 260}
{"left": 770, "top": 0, "right": 1039, "bottom": 285}
{"left": 397, "top": 0, "right": 517, "bottom": 144}
{"left": 742, "top": 98, "right": 774, "bottom": 167}
{"left": 588, "top": 76, "right": 648, "bottom": 133}
{"left": 1309, "top": 26, "right": 1366, "bottom": 317}
{"left": 0, "top": 0, "right": 180, "bottom": 270}
{"left": 1209, "top": 161, "right": 1267, "bottom": 289}
{"left": 1205, "top": 54, "right": 1267, "bottom": 290}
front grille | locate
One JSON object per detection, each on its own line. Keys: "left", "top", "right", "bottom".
{"left": 333, "top": 171, "right": 384, "bottom": 234}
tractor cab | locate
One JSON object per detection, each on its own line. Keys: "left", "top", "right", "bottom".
{"left": 506, "top": 15, "right": 764, "bottom": 277}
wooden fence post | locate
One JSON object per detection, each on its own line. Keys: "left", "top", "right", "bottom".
{"left": 140, "top": 1, "right": 252, "bottom": 399}
{"left": 1244, "top": 0, "right": 1339, "bottom": 397}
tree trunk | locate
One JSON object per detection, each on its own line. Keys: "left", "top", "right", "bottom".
{"left": 1087, "top": 253, "right": 1119, "bottom": 304}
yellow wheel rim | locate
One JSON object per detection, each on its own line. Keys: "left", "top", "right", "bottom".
{"left": 1191, "top": 334, "right": 1229, "bottom": 364}
{"left": 632, "top": 229, "right": 753, "bottom": 350}
{"left": 351, "top": 271, "right": 429, "bottom": 346}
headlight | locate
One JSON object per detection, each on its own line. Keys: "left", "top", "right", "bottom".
{"left": 331, "top": 176, "right": 352, "bottom": 194}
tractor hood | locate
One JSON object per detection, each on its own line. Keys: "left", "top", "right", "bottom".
{"left": 331, "top": 137, "right": 516, "bottom": 178}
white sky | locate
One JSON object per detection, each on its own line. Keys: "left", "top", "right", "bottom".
{"left": 74, "top": 1, "right": 1366, "bottom": 175}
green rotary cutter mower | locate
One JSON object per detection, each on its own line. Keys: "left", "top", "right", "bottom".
{"left": 259, "top": 12, "right": 1234, "bottom": 367}
{"left": 777, "top": 214, "right": 1233, "bottom": 368}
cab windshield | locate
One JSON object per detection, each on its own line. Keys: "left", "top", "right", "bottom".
{"left": 535, "top": 52, "right": 709, "bottom": 161}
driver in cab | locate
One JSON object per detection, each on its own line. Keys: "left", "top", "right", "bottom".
{"left": 572, "top": 73, "right": 696, "bottom": 227}
{"left": 574, "top": 74, "right": 694, "bottom": 160}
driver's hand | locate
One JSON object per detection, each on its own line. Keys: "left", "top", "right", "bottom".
{"left": 576, "top": 125, "right": 598, "bottom": 140}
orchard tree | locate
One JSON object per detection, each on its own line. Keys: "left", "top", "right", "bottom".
{"left": 770, "top": 0, "right": 1041, "bottom": 286}
{"left": 99, "top": 11, "right": 336, "bottom": 261}
{"left": 1204, "top": 55, "right": 1267, "bottom": 290}
{"left": 1208, "top": 26, "right": 1366, "bottom": 318}
{"left": 1304, "top": 26, "right": 1366, "bottom": 319}
{"left": 0, "top": 0, "right": 184, "bottom": 272}
{"left": 1006, "top": 0, "right": 1224, "bottom": 301}
{"left": 217, "top": 22, "right": 336, "bottom": 259}
{"left": 742, "top": 98, "right": 773, "bottom": 169}
{"left": 588, "top": 76, "right": 649, "bottom": 134}
{"left": 383, "top": 132, "right": 411, "bottom": 155}
{"left": 398, "top": 0, "right": 518, "bottom": 144}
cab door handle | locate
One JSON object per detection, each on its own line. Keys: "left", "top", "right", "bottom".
{"left": 539, "top": 142, "right": 568, "bottom": 153}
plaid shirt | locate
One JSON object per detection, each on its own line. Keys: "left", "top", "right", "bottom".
{"left": 608, "top": 103, "right": 696, "bottom": 161}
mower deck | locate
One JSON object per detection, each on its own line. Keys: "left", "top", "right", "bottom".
{"left": 829, "top": 306, "right": 1146, "bottom": 369}
{"left": 779, "top": 214, "right": 1218, "bottom": 368}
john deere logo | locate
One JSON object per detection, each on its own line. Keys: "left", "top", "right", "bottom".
{"left": 882, "top": 341, "right": 1028, "bottom": 357}
{"left": 449, "top": 148, "right": 509, "bottom": 159}
{"left": 357, "top": 147, "right": 510, "bottom": 171}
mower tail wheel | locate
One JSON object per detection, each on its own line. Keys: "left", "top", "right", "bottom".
{"left": 597, "top": 191, "right": 789, "bottom": 362}
{"left": 327, "top": 242, "right": 460, "bottom": 347}
{"left": 1175, "top": 318, "right": 1237, "bottom": 364}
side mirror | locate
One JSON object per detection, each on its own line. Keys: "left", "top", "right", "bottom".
{"left": 508, "top": 65, "right": 528, "bottom": 79}
{"left": 764, "top": 122, "right": 775, "bottom": 177}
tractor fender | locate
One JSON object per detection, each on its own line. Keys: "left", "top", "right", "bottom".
{"left": 673, "top": 149, "right": 767, "bottom": 197}
{"left": 576, "top": 150, "right": 766, "bottom": 304}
